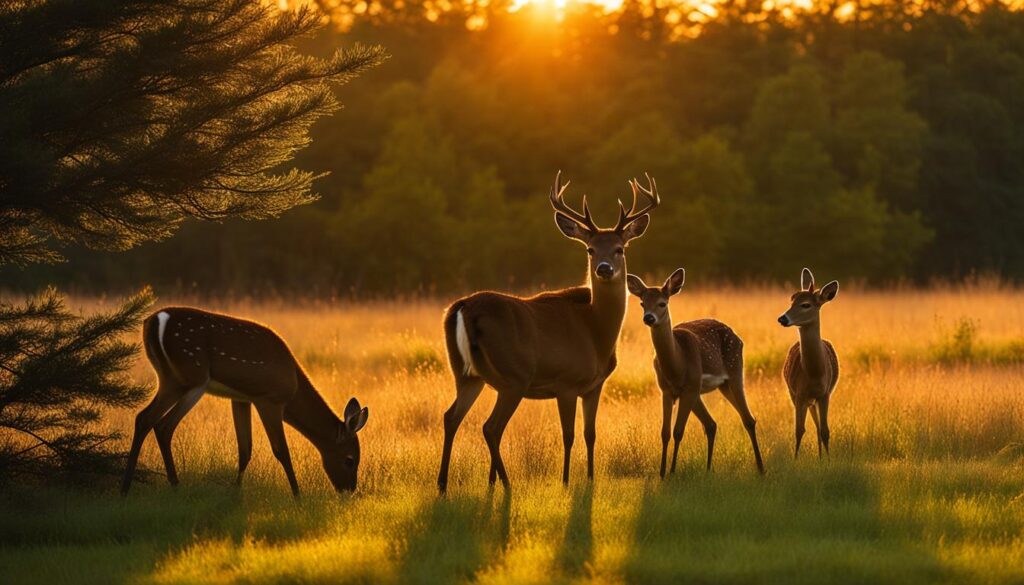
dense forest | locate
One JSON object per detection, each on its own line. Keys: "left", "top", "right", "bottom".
{"left": 5, "top": 0, "right": 1024, "bottom": 294}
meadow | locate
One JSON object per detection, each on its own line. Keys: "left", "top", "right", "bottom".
{"left": 2, "top": 283, "right": 1024, "bottom": 584}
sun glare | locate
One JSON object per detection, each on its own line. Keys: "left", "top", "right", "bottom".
{"left": 510, "top": 0, "right": 626, "bottom": 16}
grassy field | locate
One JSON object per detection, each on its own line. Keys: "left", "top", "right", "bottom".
{"left": 2, "top": 284, "right": 1024, "bottom": 584}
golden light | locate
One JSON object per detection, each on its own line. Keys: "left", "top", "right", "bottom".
{"left": 510, "top": 0, "right": 626, "bottom": 17}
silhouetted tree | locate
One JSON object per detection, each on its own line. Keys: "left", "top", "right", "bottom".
{"left": 0, "top": 0, "right": 383, "bottom": 483}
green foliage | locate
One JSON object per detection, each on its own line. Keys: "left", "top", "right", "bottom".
{"left": 5, "top": 2, "right": 1024, "bottom": 293}
{"left": 0, "top": 0, "right": 385, "bottom": 265}
{"left": 0, "top": 288, "right": 153, "bottom": 485}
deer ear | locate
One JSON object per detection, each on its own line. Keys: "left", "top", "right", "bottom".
{"left": 662, "top": 268, "right": 685, "bottom": 296}
{"left": 620, "top": 214, "right": 650, "bottom": 242}
{"left": 346, "top": 406, "right": 368, "bottom": 434}
{"left": 626, "top": 274, "right": 646, "bottom": 297}
{"left": 801, "top": 267, "right": 815, "bottom": 292}
{"left": 818, "top": 280, "right": 839, "bottom": 303}
{"left": 554, "top": 213, "right": 590, "bottom": 243}
{"left": 344, "top": 397, "right": 360, "bottom": 421}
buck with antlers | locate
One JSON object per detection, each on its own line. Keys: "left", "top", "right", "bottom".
{"left": 437, "top": 172, "right": 660, "bottom": 492}
{"left": 121, "top": 307, "right": 369, "bottom": 496}
{"left": 627, "top": 269, "right": 765, "bottom": 477}
{"left": 777, "top": 268, "right": 840, "bottom": 458}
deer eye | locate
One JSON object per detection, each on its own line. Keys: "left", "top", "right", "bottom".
{"left": 659, "top": 301, "right": 667, "bottom": 308}
{"left": 614, "top": 247, "right": 624, "bottom": 255}
{"left": 586, "top": 248, "right": 595, "bottom": 256}
{"left": 801, "top": 303, "right": 812, "bottom": 309}
{"left": 345, "top": 456, "right": 356, "bottom": 468}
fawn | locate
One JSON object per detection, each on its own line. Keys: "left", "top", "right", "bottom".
{"left": 778, "top": 268, "right": 840, "bottom": 458}
{"left": 627, "top": 269, "right": 765, "bottom": 476}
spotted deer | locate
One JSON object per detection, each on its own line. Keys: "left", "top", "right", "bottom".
{"left": 627, "top": 269, "right": 765, "bottom": 476}
{"left": 437, "top": 172, "right": 659, "bottom": 492}
{"left": 121, "top": 307, "right": 369, "bottom": 496}
{"left": 777, "top": 268, "right": 840, "bottom": 458}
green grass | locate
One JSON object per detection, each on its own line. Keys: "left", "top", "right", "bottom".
{"left": 3, "top": 294, "right": 1024, "bottom": 584}
{"left": 2, "top": 461, "right": 1022, "bottom": 584}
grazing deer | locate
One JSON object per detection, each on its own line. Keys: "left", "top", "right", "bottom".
{"left": 437, "top": 172, "right": 659, "bottom": 492}
{"left": 627, "top": 270, "right": 765, "bottom": 477}
{"left": 777, "top": 268, "right": 840, "bottom": 458}
{"left": 121, "top": 307, "right": 369, "bottom": 496}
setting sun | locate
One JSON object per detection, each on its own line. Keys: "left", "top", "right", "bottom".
{"left": 511, "top": 0, "right": 626, "bottom": 15}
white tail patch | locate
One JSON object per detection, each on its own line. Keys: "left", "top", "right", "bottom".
{"left": 455, "top": 309, "right": 478, "bottom": 377}
{"left": 701, "top": 373, "right": 729, "bottom": 391}
{"left": 156, "top": 311, "right": 173, "bottom": 364}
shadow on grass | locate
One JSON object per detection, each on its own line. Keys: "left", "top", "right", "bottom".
{"left": 398, "top": 488, "right": 512, "bottom": 585}
{"left": 624, "top": 465, "right": 950, "bottom": 585}
{"left": 556, "top": 484, "right": 593, "bottom": 577}
{"left": 0, "top": 479, "right": 338, "bottom": 583}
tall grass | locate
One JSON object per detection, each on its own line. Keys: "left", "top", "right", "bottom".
{"left": 1, "top": 284, "right": 1023, "bottom": 584}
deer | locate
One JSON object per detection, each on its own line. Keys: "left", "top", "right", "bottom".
{"left": 626, "top": 269, "right": 765, "bottom": 477}
{"left": 436, "top": 172, "right": 659, "bottom": 493}
{"left": 121, "top": 307, "right": 369, "bottom": 497}
{"left": 777, "top": 268, "right": 840, "bottom": 458}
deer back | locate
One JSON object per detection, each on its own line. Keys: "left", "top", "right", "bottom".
{"left": 150, "top": 307, "right": 301, "bottom": 400}
{"left": 453, "top": 288, "right": 619, "bottom": 395}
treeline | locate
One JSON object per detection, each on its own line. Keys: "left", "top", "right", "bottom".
{"left": 7, "top": 0, "right": 1024, "bottom": 294}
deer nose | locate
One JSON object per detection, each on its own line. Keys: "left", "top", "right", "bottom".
{"left": 778, "top": 314, "right": 790, "bottom": 326}
{"left": 595, "top": 262, "right": 614, "bottom": 279}
{"left": 643, "top": 313, "right": 656, "bottom": 326}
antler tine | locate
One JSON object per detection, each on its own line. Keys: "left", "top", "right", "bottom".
{"left": 549, "top": 171, "right": 597, "bottom": 231}
{"left": 616, "top": 173, "right": 660, "bottom": 231}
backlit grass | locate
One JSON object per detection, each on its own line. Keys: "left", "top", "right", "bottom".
{"left": 1, "top": 284, "right": 1023, "bottom": 584}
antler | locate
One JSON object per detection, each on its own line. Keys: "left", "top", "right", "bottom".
{"left": 549, "top": 171, "right": 598, "bottom": 232}
{"left": 616, "top": 172, "right": 660, "bottom": 232}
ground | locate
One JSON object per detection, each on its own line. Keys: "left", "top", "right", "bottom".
{"left": 2, "top": 284, "right": 1023, "bottom": 584}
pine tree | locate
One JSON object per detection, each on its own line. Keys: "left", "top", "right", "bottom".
{"left": 0, "top": 0, "right": 386, "bottom": 263}
{"left": 0, "top": 0, "right": 384, "bottom": 484}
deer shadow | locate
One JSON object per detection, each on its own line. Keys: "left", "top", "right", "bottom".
{"left": 0, "top": 479, "right": 342, "bottom": 582}
{"left": 555, "top": 483, "right": 594, "bottom": 577}
{"left": 623, "top": 465, "right": 951, "bottom": 585}
{"left": 397, "top": 487, "right": 512, "bottom": 585}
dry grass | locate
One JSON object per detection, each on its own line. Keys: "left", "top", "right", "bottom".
{"left": 2, "top": 284, "right": 1024, "bottom": 584}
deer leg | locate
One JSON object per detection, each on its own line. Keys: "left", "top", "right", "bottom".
{"left": 721, "top": 384, "right": 765, "bottom": 474}
{"left": 438, "top": 377, "right": 485, "bottom": 493}
{"left": 817, "top": 396, "right": 831, "bottom": 456}
{"left": 482, "top": 391, "right": 523, "bottom": 488}
{"left": 232, "top": 400, "right": 253, "bottom": 485}
{"left": 659, "top": 393, "right": 673, "bottom": 478}
{"left": 809, "top": 402, "right": 822, "bottom": 458}
{"left": 153, "top": 385, "right": 207, "bottom": 486}
{"left": 254, "top": 401, "right": 300, "bottom": 497}
{"left": 121, "top": 383, "right": 183, "bottom": 496}
{"left": 556, "top": 394, "right": 577, "bottom": 485}
{"left": 690, "top": 397, "right": 718, "bottom": 472}
{"left": 670, "top": 396, "right": 695, "bottom": 474}
{"left": 582, "top": 385, "right": 602, "bottom": 480}
{"left": 794, "top": 400, "right": 810, "bottom": 459}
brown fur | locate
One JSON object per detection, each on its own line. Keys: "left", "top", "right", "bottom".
{"left": 437, "top": 172, "right": 659, "bottom": 492}
{"left": 783, "top": 340, "right": 840, "bottom": 403}
{"left": 628, "top": 273, "right": 764, "bottom": 476}
{"left": 778, "top": 268, "right": 841, "bottom": 457}
{"left": 123, "top": 307, "right": 368, "bottom": 497}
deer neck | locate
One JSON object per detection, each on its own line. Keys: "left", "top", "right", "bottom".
{"left": 587, "top": 271, "right": 628, "bottom": 357}
{"left": 284, "top": 371, "right": 341, "bottom": 453}
{"left": 798, "top": 321, "right": 828, "bottom": 379}
{"left": 650, "top": 310, "right": 685, "bottom": 380}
